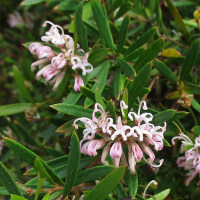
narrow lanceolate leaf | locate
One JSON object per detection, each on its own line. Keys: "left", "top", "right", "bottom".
{"left": 192, "top": 98, "right": 200, "bottom": 113}
{"left": 147, "top": 189, "right": 170, "bottom": 200}
{"left": 84, "top": 61, "right": 109, "bottom": 107}
{"left": 134, "top": 39, "right": 164, "bottom": 71}
{"left": 88, "top": 48, "right": 108, "bottom": 65}
{"left": 170, "top": 111, "right": 188, "bottom": 121}
{"left": 11, "top": 195, "right": 28, "bottom": 200}
{"left": 125, "top": 27, "right": 157, "bottom": 54}
{"left": 84, "top": 167, "right": 126, "bottom": 200}
{"left": 115, "top": 183, "right": 127, "bottom": 199}
{"left": 0, "top": 103, "right": 32, "bottom": 117}
{"left": 75, "top": 1, "right": 88, "bottom": 52}
{"left": 117, "top": 15, "right": 129, "bottom": 53}
{"left": 51, "top": 104, "right": 93, "bottom": 118}
{"left": 128, "top": 63, "right": 152, "bottom": 108}
{"left": 81, "top": 87, "right": 96, "bottom": 102}
{"left": 34, "top": 158, "right": 55, "bottom": 185}
{"left": 21, "top": 0, "right": 44, "bottom": 6}
{"left": 153, "top": 60, "right": 177, "bottom": 82}
{"left": 152, "top": 109, "right": 175, "bottom": 125}
{"left": 63, "top": 132, "right": 80, "bottom": 197}
{"left": 124, "top": 169, "right": 138, "bottom": 198}
{"left": 0, "top": 162, "right": 22, "bottom": 196}
{"left": 117, "top": 57, "right": 135, "bottom": 77}
{"left": 91, "top": 0, "right": 115, "bottom": 51}
{"left": 106, "top": 100, "right": 117, "bottom": 123}
{"left": 112, "top": 67, "right": 121, "bottom": 99}
{"left": 13, "top": 66, "right": 34, "bottom": 103}
{"left": 75, "top": 166, "right": 114, "bottom": 186}
{"left": 180, "top": 40, "right": 200, "bottom": 81}
{"left": 165, "top": 0, "right": 189, "bottom": 38}
{"left": 124, "top": 47, "right": 145, "bottom": 62}
{"left": 3, "top": 137, "right": 64, "bottom": 186}
{"left": 185, "top": 82, "right": 200, "bottom": 95}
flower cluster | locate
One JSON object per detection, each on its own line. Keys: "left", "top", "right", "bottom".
{"left": 172, "top": 133, "right": 200, "bottom": 185}
{"left": 73, "top": 100, "right": 166, "bottom": 173}
{"left": 28, "top": 21, "right": 93, "bottom": 91}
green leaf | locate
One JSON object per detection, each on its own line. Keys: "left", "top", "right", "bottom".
{"left": 0, "top": 162, "right": 22, "bottom": 196}
{"left": 95, "top": 90, "right": 106, "bottom": 109}
{"left": 124, "top": 47, "right": 145, "bottom": 62}
{"left": 84, "top": 61, "right": 109, "bottom": 107}
{"left": 63, "top": 132, "right": 80, "bottom": 197}
{"left": 3, "top": 137, "right": 64, "bottom": 186}
{"left": 63, "top": 90, "right": 82, "bottom": 104}
{"left": 117, "top": 15, "right": 129, "bottom": 53}
{"left": 122, "top": 87, "right": 128, "bottom": 118}
{"left": 147, "top": 189, "right": 170, "bottom": 200}
{"left": 124, "top": 169, "right": 138, "bottom": 198}
{"left": 180, "top": 40, "right": 200, "bottom": 81}
{"left": 185, "top": 82, "right": 200, "bottom": 95}
{"left": 0, "top": 103, "right": 32, "bottom": 116}
{"left": 170, "top": 111, "right": 188, "bottom": 121}
{"left": 88, "top": 48, "right": 108, "bottom": 65}
{"left": 13, "top": 66, "right": 34, "bottom": 103}
{"left": 51, "top": 104, "right": 93, "bottom": 118}
{"left": 106, "top": 100, "right": 117, "bottom": 123}
{"left": 75, "top": 165, "right": 114, "bottom": 186}
{"left": 152, "top": 109, "right": 175, "bottom": 125}
{"left": 192, "top": 98, "right": 200, "bottom": 113}
{"left": 81, "top": 87, "right": 95, "bottom": 102}
{"left": 115, "top": 183, "right": 127, "bottom": 199}
{"left": 192, "top": 125, "right": 200, "bottom": 136}
{"left": 57, "top": 0, "right": 79, "bottom": 12}
{"left": 117, "top": 57, "right": 135, "bottom": 77}
{"left": 134, "top": 39, "right": 164, "bottom": 71}
{"left": 55, "top": 68, "right": 72, "bottom": 99}
{"left": 21, "top": 0, "right": 45, "bottom": 6}
{"left": 84, "top": 167, "right": 126, "bottom": 200}
{"left": 128, "top": 63, "right": 152, "bottom": 108}
{"left": 153, "top": 60, "right": 177, "bottom": 82}
{"left": 125, "top": 27, "right": 157, "bottom": 54}
{"left": 75, "top": 1, "right": 88, "bottom": 52}
{"left": 42, "top": 193, "right": 50, "bottom": 200}
{"left": 165, "top": 0, "right": 189, "bottom": 38}
{"left": 112, "top": 67, "right": 121, "bottom": 99}
{"left": 34, "top": 177, "right": 45, "bottom": 200}
{"left": 11, "top": 195, "right": 28, "bottom": 200}
{"left": 34, "top": 158, "right": 55, "bottom": 185}
{"left": 91, "top": 0, "right": 115, "bottom": 51}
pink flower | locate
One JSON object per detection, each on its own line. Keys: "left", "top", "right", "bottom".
{"left": 51, "top": 53, "right": 66, "bottom": 69}
{"left": 29, "top": 43, "right": 43, "bottom": 54}
{"left": 110, "top": 142, "right": 123, "bottom": 159}
{"left": 71, "top": 53, "right": 93, "bottom": 75}
{"left": 131, "top": 142, "right": 143, "bottom": 162}
{"left": 74, "top": 74, "right": 84, "bottom": 92}
{"left": 36, "top": 46, "right": 54, "bottom": 59}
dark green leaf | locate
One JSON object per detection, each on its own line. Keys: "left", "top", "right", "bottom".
{"left": 0, "top": 103, "right": 32, "bottom": 116}
{"left": 134, "top": 39, "right": 164, "bottom": 71}
{"left": 112, "top": 67, "right": 121, "bottom": 99}
{"left": 185, "top": 82, "right": 200, "bottom": 95}
{"left": 124, "top": 47, "right": 145, "bottom": 62}
{"left": 106, "top": 100, "right": 117, "bottom": 123}
{"left": 153, "top": 60, "right": 177, "bottom": 82}
{"left": 125, "top": 27, "right": 157, "bottom": 54}
{"left": 180, "top": 40, "right": 200, "bottom": 81}
{"left": 88, "top": 48, "right": 108, "bottom": 65}
{"left": 21, "top": 0, "right": 45, "bottom": 6}
{"left": 117, "top": 57, "right": 135, "bottom": 77}
{"left": 81, "top": 87, "right": 95, "bottom": 102}
{"left": 117, "top": 15, "right": 129, "bottom": 53}
{"left": 124, "top": 169, "right": 138, "bottom": 198}
{"left": 128, "top": 63, "right": 152, "bottom": 108}
{"left": 192, "top": 125, "right": 200, "bottom": 136}
{"left": 115, "top": 183, "right": 127, "bottom": 199}
{"left": 170, "top": 111, "right": 188, "bottom": 121}
{"left": 3, "top": 137, "right": 63, "bottom": 186}
{"left": 13, "top": 66, "right": 34, "bottom": 103}
{"left": 75, "top": 1, "right": 88, "bottom": 52}
{"left": 84, "top": 167, "right": 126, "bottom": 200}
{"left": 152, "top": 109, "right": 175, "bottom": 125}
{"left": 91, "top": 0, "right": 115, "bottom": 51}
{"left": 63, "top": 132, "right": 80, "bottom": 197}
{"left": 57, "top": 0, "right": 79, "bottom": 12}
{"left": 51, "top": 104, "right": 93, "bottom": 118}
{"left": 0, "top": 162, "right": 22, "bottom": 196}
{"left": 75, "top": 165, "right": 114, "bottom": 186}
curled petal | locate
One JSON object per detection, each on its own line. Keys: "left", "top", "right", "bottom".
{"left": 29, "top": 43, "right": 43, "bottom": 54}
{"left": 36, "top": 46, "right": 54, "bottom": 59}
{"left": 74, "top": 74, "right": 84, "bottom": 92}
{"left": 120, "top": 100, "right": 128, "bottom": 117}
{"left": 110, "top": 142, "right": 123, "bottom": 159}
{"left": 51, "top": 53, "right": 66, "bottom": 69}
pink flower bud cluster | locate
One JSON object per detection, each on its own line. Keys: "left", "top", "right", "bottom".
{"left": 73, "top": 100, "right": 166, "bottom": 173}
{"left": 28, "top": 21, "right": 93, "bottom": 91}
{"left": 172, "top": 133, "right": 200, "bottom": 185}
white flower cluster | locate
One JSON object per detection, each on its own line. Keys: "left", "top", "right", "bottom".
{"left": 29, "top": 21, "right": 93, "bottom": 91}
{"left": 74, "top": 100, "right": 166, "bottom": 173}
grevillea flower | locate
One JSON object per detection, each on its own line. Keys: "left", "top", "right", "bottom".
{"left": 172, "top": 134, "right": 200, "bottom": 185}
{"left": 74, "top": 100, "right": 166, "bottom": 173}
{"left": 28, "top": 21, "right": 93, "bottom": 91}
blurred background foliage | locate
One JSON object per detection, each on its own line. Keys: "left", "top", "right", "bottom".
{"left": 1, "top": 0, "right": 200, "bottom": 199}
